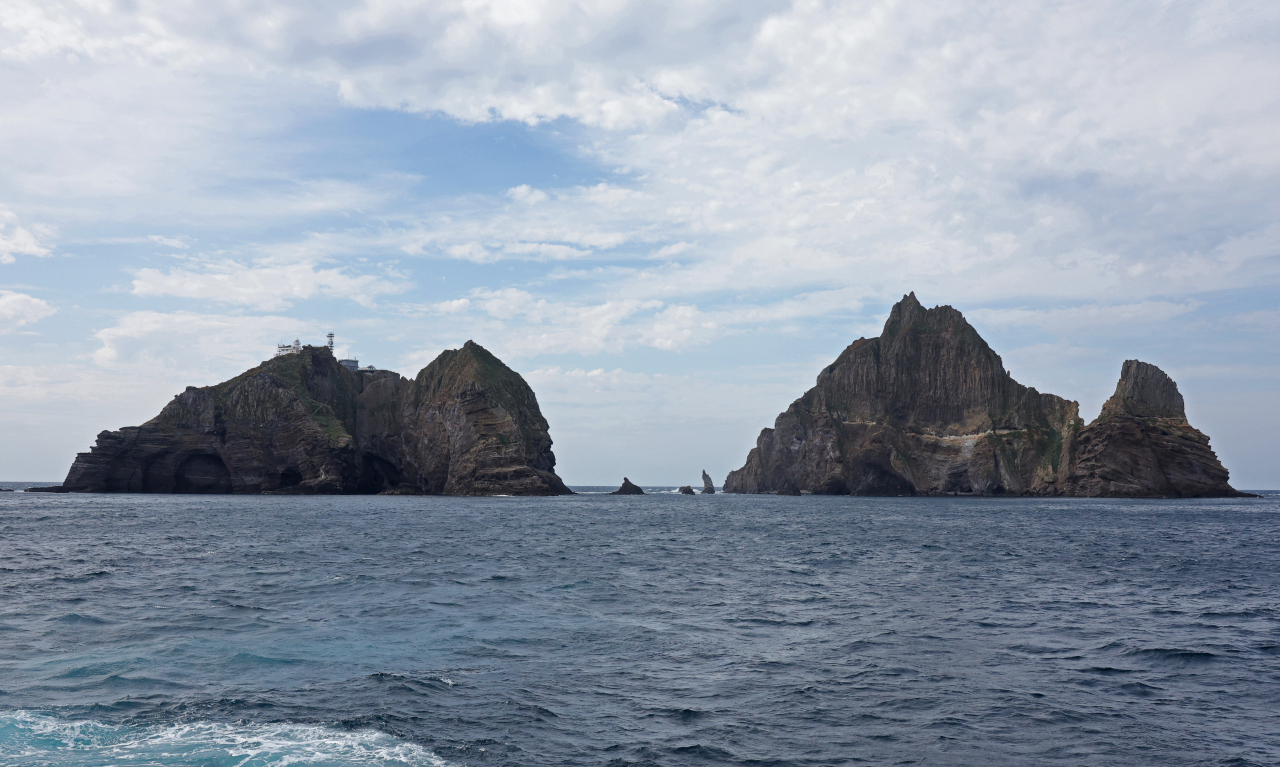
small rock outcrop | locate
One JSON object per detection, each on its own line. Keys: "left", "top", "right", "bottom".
{"left": 678, "top": 485, "right": 696, "bottom": 494}
{"left": 35, "top": 341, "right": 572, "bottom": 496}
{"left": 701, "top": 470, "right": 716, "bottom": 494}
{"left": 611, "top": 477, "right": 645, "bottom": 495}
{"left": 725, "top": 294, "right": 1247, "bottom": 498}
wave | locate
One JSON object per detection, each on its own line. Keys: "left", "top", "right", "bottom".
{"left": 1125, "top": 647, "right": 1217, "bottom": 663}
{"left": 0, "top": 710, "right": 453, "bottom": 767}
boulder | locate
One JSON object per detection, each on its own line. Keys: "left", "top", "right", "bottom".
{"left": 678, "top": 485, "right": 696, "bottom": 494}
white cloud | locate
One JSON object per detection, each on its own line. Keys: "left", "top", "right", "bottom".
{"left": 397, "top": 284, "right": 873, "bottom": 359}
{"left": 7, "top": 0, "right": 1280, "bottom": 309}
{"left": 1230, "top": 309, "right": 1280, "bottom": 331}
{"left": 130, "top": 255, "right": 407, "bottom": 311}
{"left": 90, "top": 310, "right": 313, "bottom": 370}
{"left": 968, "top": 301, "right": 1204, "bottom": 333}
{"left": 148, "top": 234, "right": 191, "bottom": 248}
{"left": 0, "top": 206, "right": 52, "bottom": 263}
{"left": 421, "top": 287, "right": 681, "bottom": 356}
{"left": 0, "top": 289, "right": 55, "bottom": 331}
{"left": 506, "top": 184, "right": 548, "bottom": 204}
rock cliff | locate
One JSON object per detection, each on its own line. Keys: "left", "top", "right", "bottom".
{"left": 1063, "top": 360, "right": 1239, "bottom": 497}
{"left": 40, "top": 341, "right": 571, "bottom": 496}
{"left": 724, "top": 294, "right": 1246, "bottom": 498}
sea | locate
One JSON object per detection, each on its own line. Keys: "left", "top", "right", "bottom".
{"left": 1, "top": 484, "right": 1278, "bottom": 766}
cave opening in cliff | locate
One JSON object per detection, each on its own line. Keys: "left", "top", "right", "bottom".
{"left": 278, "top": 469, "right": 303, "bottom": 489}
{"left": 359, "top": 453, "right": 403, "bottom": 494}
{"left": 174, "top": 454, "right": 233, "bottom": 494}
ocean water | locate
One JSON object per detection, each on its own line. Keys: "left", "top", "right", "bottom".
{"left": 1, "top": 486, "right": 1278, "bottom": 766}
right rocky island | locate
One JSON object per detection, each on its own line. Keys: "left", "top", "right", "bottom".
{"left": 725, "top": 293, "right": 1251, "bottom": 497}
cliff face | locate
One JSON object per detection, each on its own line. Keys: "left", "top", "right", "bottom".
{"left": 50, "top": 341, "right": 570, "bottom": 496}
{"left": 1064, "top": 360, "right": 1237, "bottom": 497}
{"left": 725, "top": 295, "right": 1244, "bottom": 497}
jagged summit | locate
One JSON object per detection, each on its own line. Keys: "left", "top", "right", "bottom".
{"left": 821, "top": 292, "right": 1052, "bottom": 436}
{"left": 1098, "top": 359, "right": 1186, "bottom": 421}
{"left": 725, "top": 294, "right": 1245, "bottom": 498}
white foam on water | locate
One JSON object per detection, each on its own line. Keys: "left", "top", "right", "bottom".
{"left": 0, "top": 710, "right": 455, "bottom": 767}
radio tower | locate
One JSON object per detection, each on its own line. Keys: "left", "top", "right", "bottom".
{"left": 327, "top": 333, "right": 335, "bottom": 350}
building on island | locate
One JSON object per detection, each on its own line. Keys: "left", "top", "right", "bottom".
{"left": 275, "top": 334, "right": 378, "bottom": 373}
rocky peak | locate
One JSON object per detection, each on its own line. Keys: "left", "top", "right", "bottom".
{"left": 879, "top": 293, "right": 971, "bottom": 344}
{"left": 817, "top": 293, "right": 1041, "bottom": 435}
{"left": 1098, "top": 360, "right": 1186, "bottom": 421}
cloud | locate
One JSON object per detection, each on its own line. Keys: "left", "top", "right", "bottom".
{"left": 968, "top": 301, "right": 1204, "bottom": 333}
{"left": 90, "top": 310, "right": 314, "bottom": 370}
{"left": 0, "top": 289, "right": 55, "bottom": 331}
{"left": 6, "top": 0, "right": 1280, "bottom": 311}
{"left": 0, "top": 207, "right": 53, "bottom": 263}
{"left": 398, "top": 284, "right": 873, "bottom": 358}
{"left": 130, "top": 254, "right": 408, "bottom": 311}
{"left": 506, "top": 184, "right": 548, "bottom": 204}
{"left": 148, "top": 234, "right": 191, "bottom": 249}
{"left": 1229, "top": 309, "right": 1280, "bottom": 332}
{"left": 416, "top": 287, "right": 694, "bottom": 356}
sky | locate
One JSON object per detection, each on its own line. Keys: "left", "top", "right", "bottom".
{"left": 1, "top": 0, "right": 1278, "bottom": 487}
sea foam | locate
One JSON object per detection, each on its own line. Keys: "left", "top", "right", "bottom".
{"left": 0, "top": 710, "right": 453, "bottom": 767}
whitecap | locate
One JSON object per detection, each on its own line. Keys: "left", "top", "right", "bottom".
{"left": 0, "top": 710, "right": 454, "bottom": 767}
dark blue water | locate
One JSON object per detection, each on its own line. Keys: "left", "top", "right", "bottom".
{"left": 2, "top": 487, "right": 1278, "bottom": 766}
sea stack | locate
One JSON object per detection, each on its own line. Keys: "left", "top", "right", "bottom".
{"left": 611, "top": 478, "right": 645, "bottom": 495}
{"left": 724, "top": 294, "right": 1246, "bottom": 497}
{"left": 678, "top": 485, "right": 696, "bottom": 494}
{"left": 1063, "top": 360, "right": 1241, "bottom": 497}
{"left": 701, "top": 470, "right": 716, "bottom": 494}
{"left": 37, "top": 341, "right": 572, "bottom": 496}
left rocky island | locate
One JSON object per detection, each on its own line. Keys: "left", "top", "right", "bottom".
{"left": 34, "top": 341, "right": 572, "bottom": 496}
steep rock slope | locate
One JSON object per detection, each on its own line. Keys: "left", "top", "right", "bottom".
{"left": 725, "top": 294, "right": 1243, "bottom": 497}
{"left": 397, "top": 342, "right": 570, "bottom": 495}
{"left": 1064, "top": 360, "right": 1240, "bottom": 497}
{"left": 45, "top": 342, "right": 570, "bottom": 495}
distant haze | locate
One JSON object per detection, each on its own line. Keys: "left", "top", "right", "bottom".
{"left": 0, "top": 1, "right": 1277, "bottom": 488}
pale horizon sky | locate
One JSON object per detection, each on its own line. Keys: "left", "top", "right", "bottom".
{"left": 2, "top": 0, "right": 1278, "bottom": 487}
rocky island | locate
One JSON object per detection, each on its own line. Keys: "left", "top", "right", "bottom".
{"left": 725, "top": 294, "right": 1249, "bottom": 498}
{"left": 611, "top": 478, "right": 645, "bottom": 495}
{"left": 36, "top": 341, "right": 571, "bottom": 495}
